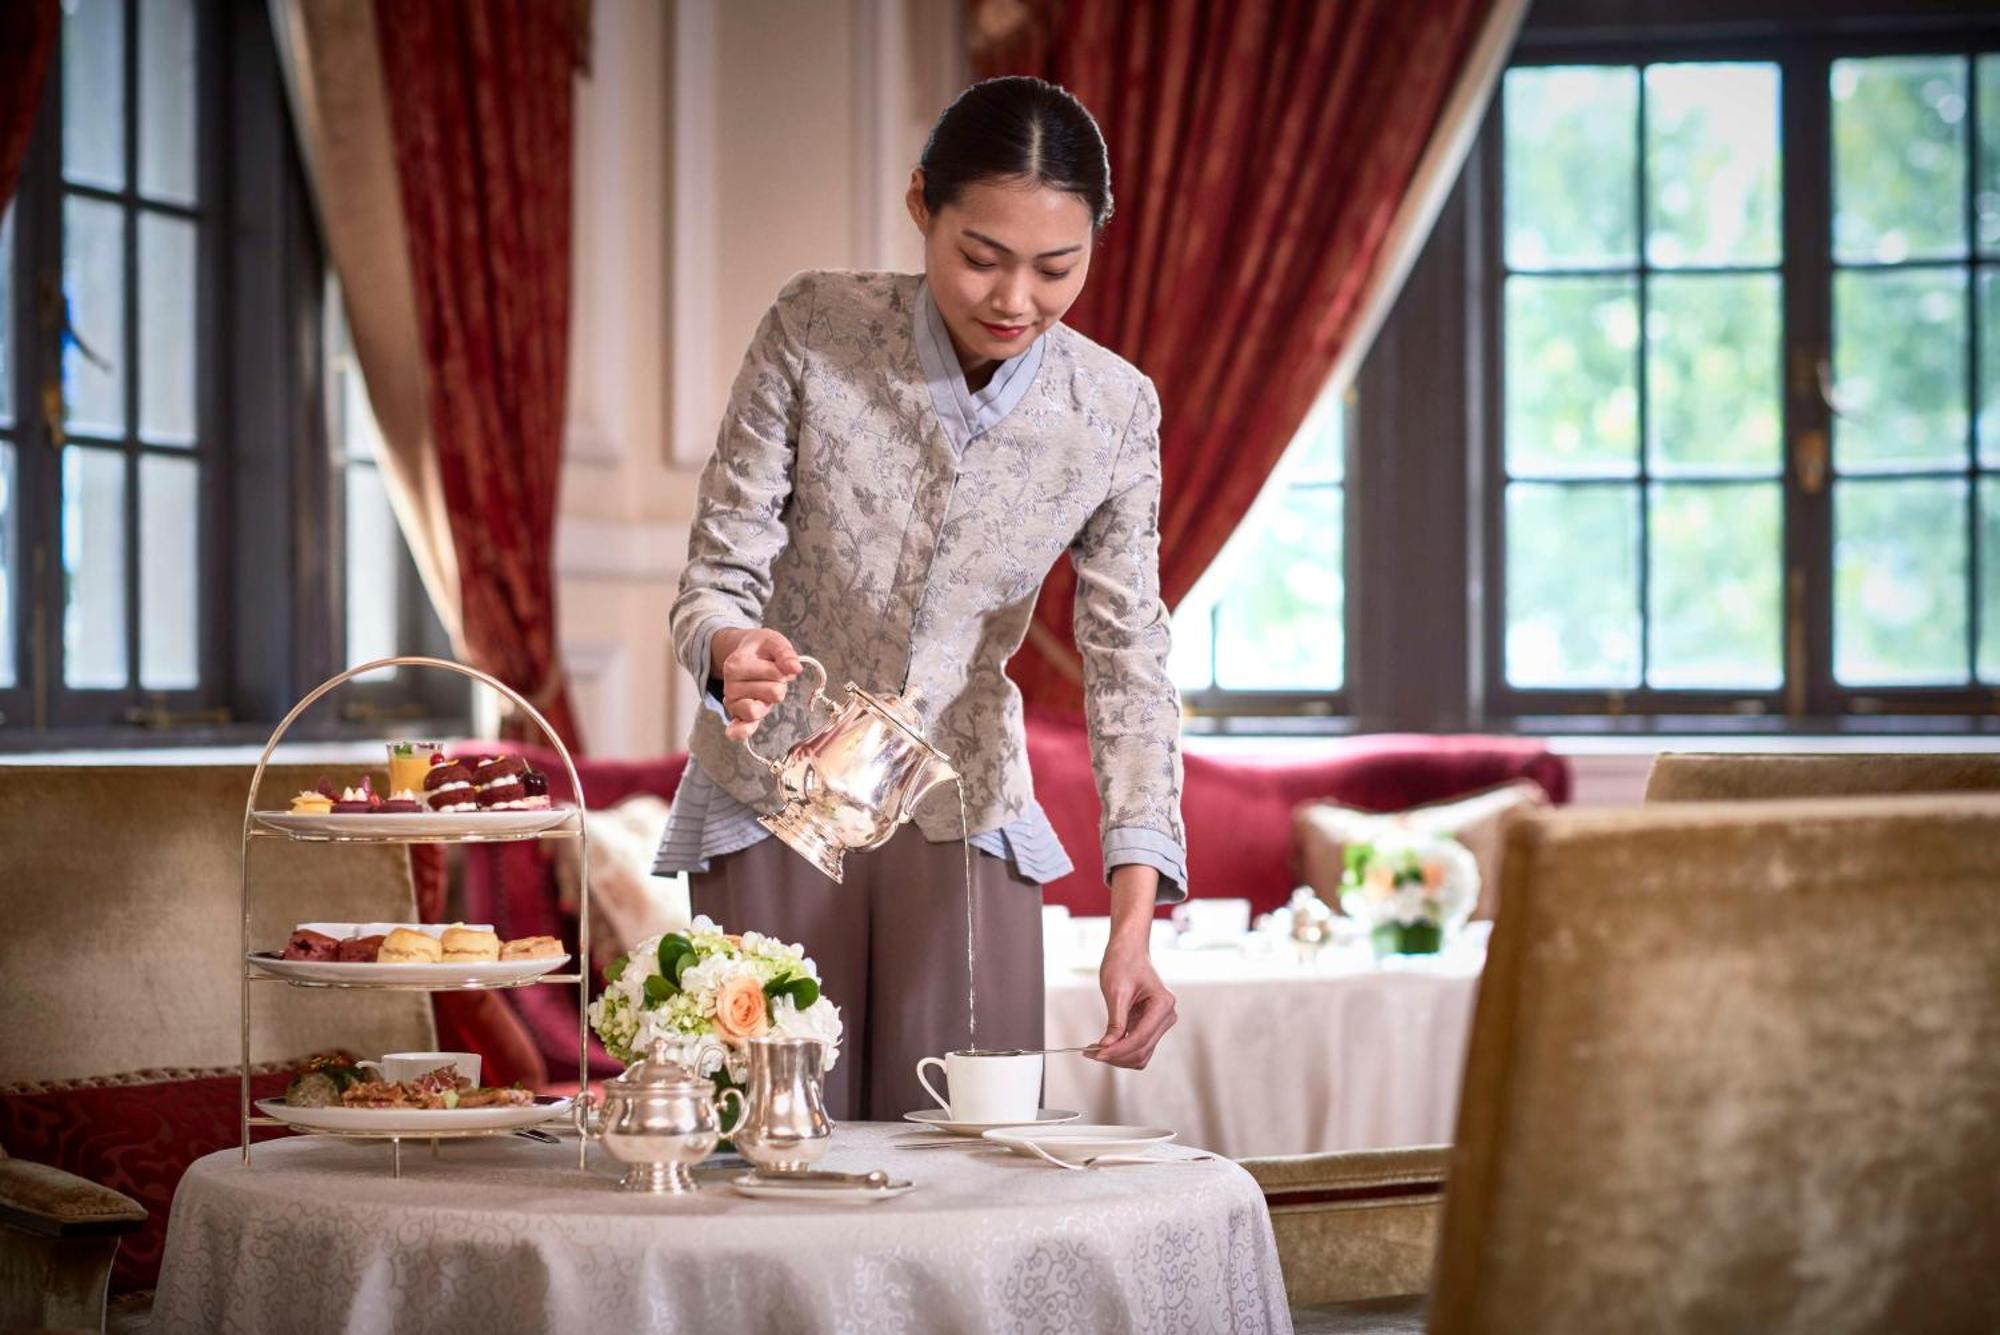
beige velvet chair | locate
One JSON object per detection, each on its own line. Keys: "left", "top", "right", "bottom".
{"left": 0, "top": 764, "right": 436, "bottom": 1333}
{"left": 1644, "top": 750, "right": 2000, "bottom": 803}
{"left": 1255, "top": 795, "right": 2000, "bottom": 1335}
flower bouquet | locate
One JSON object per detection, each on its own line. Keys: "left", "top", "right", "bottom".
{"left": 1338, "top": 830, "right": 1478, "bottom": 957}
{"left": 587, "top": 917, "right": 841, "bottom": 1131}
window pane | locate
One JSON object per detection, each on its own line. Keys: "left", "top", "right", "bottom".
{"left": 346, "top": 465, "right": 401, "bottom": 679}
{"left": 1832, "top": 56, "right": 1968, "bottom": 264}
{"left": 1982, "top": 269, "right": 2000, "bottom": 468}
{"left": 63, "top": 0, "right": 125, "bottom": 191}
{"left": 0, "top": 443, "right": 13, "bottom": 688}
{"left": 1835, "top": 478, "right": 1968, "bottom": 686}
{"left": 1290, "top": 399, "right": 1343, "bottom": 485}
{"left": 139, "top": 0, "right": 198, "bottom": 206}
{"left": 1833, "top": 268, "right": 1968, "bottom": 472}
{"left": 1647, "top": 273, "right": 1782, "bottom": 474}
{"left": 139, "top": 213, "right": 197, "bottom": 444}
{"left": 1981, "top": 56, "right": 2000, "bottom": 254}
{"left": 62, "top": 196, "right": 126, "bottom": 437}
{"left": 62, "top": 445, "right": 127, "bottom": 689}
{"left": 1506, "top": 482, "right": 1640, "bottom": 688}
{"left": 0, "top": 205, "right": 12, "bottom": 428}
{"left": 1648, "top": 482, "right": 1782, "bottom": 688}
{"left": 1167, "top": 592, "right": 1214, "bottom": 693}
{"left": 1505, "top": 276, "right": 1639, "bottom": 476}
{"left": 1983, "top": 479, "right": 2000, "bottom": 683}
{"left": 1645, "top": 63, "right": 1781, "bottom": 268}
{"left": 139, "top": 454, "right": 198, "bottom": 689}
{"left": 1504, "top": 66, "right": 1638, "bottom": 269}
{"left": 1213, "top": 485, "right": 1343, "bottom": 691}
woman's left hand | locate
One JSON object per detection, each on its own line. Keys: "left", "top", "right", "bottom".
{"left": 1091, "top": 938, "right": 1177, "bottom": 1069}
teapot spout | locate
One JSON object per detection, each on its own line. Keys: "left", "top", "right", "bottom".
{"left": 897, "top": 754, "right": 960, "bottom": 822}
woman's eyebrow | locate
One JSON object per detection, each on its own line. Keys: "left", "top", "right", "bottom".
{"left": 961, "top": 228, "right": 1083, "bottom": 260}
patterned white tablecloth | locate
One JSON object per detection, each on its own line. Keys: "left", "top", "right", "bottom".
{"left": 1044, "top": 925, "right": 1487, "bottom": 1159}
{"left": 152, "top": 1122, "right": 1291, "bottom": 1335}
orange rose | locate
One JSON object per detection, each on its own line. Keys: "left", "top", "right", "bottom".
{"left": 713, "top": 974, "right": 770, "bottom": 1041}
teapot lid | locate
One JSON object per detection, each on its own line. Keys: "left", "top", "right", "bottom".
{"left": 607, "top": 1036, "right": 711, "bottom": 1097}
{"left": 846, "top": 683, "right": 949, "bottom": 762}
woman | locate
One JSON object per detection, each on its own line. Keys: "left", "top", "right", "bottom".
{"left": 655, "top": 76, "right": 1183, "bottom": 1121}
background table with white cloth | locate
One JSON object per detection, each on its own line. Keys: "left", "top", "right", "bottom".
{"left": 1043, "top": 922, "right": 1487, "bottom": 1160}
{"left": 152, "top": 1122, "right": 1291, "bottom": 1335}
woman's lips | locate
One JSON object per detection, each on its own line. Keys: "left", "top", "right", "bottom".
{"left": 980, "top": 320, "right": 1028, "bottom": 341}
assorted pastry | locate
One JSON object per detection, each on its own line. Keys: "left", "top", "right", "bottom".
{"left": 284, "top": 754, "right": 555, "bottom": 816}
{"left": 278, "top": 923, "right": 565, "bottom": 965}
{"left": 282, "top": 1054, "right": 533, "bottom": 1110}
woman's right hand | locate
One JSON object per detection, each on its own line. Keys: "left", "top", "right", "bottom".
{"left": 710, "top": 628, "right": 804, "bottom": 742}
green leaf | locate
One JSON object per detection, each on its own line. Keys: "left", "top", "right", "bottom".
{"left": 605, "top": 956, "right": 628, "bottom": 985}
{"left": 786, "top": 977, "right": 820, "bottom": 1010}
{"left": 674, "top": 950, "right": 699, "bottom": 984}
{"left": 656, "top": 933, "right": 692, "bottom": 977}
{"left": 643, "top": 974, "right": 676, "bottom": 1006}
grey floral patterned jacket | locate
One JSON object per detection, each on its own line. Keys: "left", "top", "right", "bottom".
{"left": 670, "top": 269, "right": 1186, "bottom": 895}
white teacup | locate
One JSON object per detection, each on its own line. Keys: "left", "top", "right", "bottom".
{"left": 360, "top": 1051, "right": 481, "bottom": 1086}
{"left": 915, "top": 1049, "right": 1042, "bottom": 1125}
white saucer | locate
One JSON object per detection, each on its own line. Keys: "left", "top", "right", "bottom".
{"left": 730, "top": 1174, "right": 914, "bottom": 1203}
{"left": 901, "top": 1108, "right": 1081, "bottom": 1137}
{"left": 983, "top": 1124, "right": 1176, "bottom": 1164}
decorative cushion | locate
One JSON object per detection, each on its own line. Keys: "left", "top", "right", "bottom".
{"left": 1294, "top": 780, "right": 1549, "bottom": 921}
{"left": 0, "top": 1066, "right": 294, "bottom": 1293}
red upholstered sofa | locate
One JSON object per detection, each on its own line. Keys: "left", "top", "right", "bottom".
{"left": 445, "top": 721, "right": 1569, "bottom": 1087}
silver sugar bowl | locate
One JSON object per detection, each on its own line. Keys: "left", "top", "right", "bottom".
{"left": 741, "top": 655, "right": 958, "bottom": 883}
{"left": 575, "top": 1037, "right": 743, "bottom": 1194}
{"left": 732, "top": 1035, "right": 833, "bottom": 1173}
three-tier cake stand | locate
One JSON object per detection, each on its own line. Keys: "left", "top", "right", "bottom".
{"left": 236, "top": 655, "right": 592, "bottom": 1176}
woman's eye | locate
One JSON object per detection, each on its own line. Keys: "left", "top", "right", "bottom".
{"left": 1041, "top": 269, "right": 1073, "bottom": 281}
{"left": 963, "top": 255, "right": 996, "bottom": 270}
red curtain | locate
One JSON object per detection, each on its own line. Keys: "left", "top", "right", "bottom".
{"left": 373, "top": 0, "right": 586, "bottom": 749}
{"left": 0, "top": 0, "right": 59, "bottom": 211}
{"left": 976, "top": 0, "right": 1500, "bottom": 709}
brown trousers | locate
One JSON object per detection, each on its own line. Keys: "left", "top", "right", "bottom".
{"left": 690, "top": 826, "right": 1045, "bottom": 1122}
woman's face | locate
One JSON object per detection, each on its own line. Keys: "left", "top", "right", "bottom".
{"left": 907, "top": 173, "right": 1094, "bottom": 369}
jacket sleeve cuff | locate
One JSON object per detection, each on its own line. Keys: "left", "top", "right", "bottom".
{"left": 688, "top": 615, "right": 754, "bottom": 710}
{"left": 1101, "top": 826, "right": 1188, "bottom": 905}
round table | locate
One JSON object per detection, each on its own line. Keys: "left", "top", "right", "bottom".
{"left": 1044, "top": 926, "right": 1486, "bottom": 1159}
{"left": 151, "top": 1122, "right": 1292, "bottom": 1334}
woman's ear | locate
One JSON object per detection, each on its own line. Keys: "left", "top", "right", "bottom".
{"left": 905, "top": 169, "right": 929, "bottom": 232}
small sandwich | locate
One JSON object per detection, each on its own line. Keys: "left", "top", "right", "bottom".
{"left": 377, "top": 927, "right": 443, "bottom": 964}
{"left": 440, "top": 925, "right": 501, "bottom": 962}
{"left": 335, "top": 934, "right": 385, "bottom": 963}
{"left": 499, "top": 934, "right": 564, "bottom": 961}
{"left": 282, "top": 927, "right": 341, "bottom": 961}
{"left": 379, "top": 789, "right": 423, "bottom": 814}
{"left": 423, "top": 758, "right": 477, "bottom": 812}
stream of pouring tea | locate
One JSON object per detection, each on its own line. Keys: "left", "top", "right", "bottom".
{"left": 956, "top": 777, "right": 977, "bottom": 1054}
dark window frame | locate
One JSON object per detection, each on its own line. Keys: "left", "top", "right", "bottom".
{"left": 1481, "top": 23, "right": 2000, "bottom": 726}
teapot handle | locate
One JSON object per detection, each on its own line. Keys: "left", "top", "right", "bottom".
{"left": 740, "top": 655, "right": 831, "bottom": 774}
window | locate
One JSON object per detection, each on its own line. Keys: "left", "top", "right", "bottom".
{"left": 2, "top": 0, "right": 214, "bottom": 731}
{"left": 1489, "top": 40, "right": 2000, "bottom": 719}
{"left": 326, "top": 287, "right": 407, "bottom": 686}
{"left": 1171, "top": 393, "right": 1346, "bottom": 713}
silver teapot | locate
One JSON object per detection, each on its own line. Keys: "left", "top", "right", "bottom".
{"left": 574, "top": 1037, "right": 743, "bottom": 1194}
{"left": 731, "top": 1035, "right": 833, "bottom": 1173}
{"left": 743, "top": 655, "right": 959, "bottom": 883}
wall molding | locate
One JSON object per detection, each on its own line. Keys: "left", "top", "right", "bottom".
{"left": 555, "top": 515, "right": 691, "bottom": 583}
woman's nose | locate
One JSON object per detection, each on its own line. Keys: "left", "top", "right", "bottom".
{"left": 993, "top": 272, "right": 1032, "bottom": 318}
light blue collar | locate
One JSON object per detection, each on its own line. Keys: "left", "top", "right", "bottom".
{"left": 913, "top": 277, "right": 1046, "bottom": 453}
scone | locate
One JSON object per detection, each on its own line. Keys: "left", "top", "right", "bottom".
{"left": 440, "top": 926, "right": 501, "bottom": 962}
{"left": 500, "top": 934, "right": 563, "bottom": 961}
{"left": 378, "top": 927, "right": 443, "bottom": 963}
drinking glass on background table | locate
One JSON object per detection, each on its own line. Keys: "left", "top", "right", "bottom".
{"left": 386, "top": 740, "right": 443, "bottom": 798}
